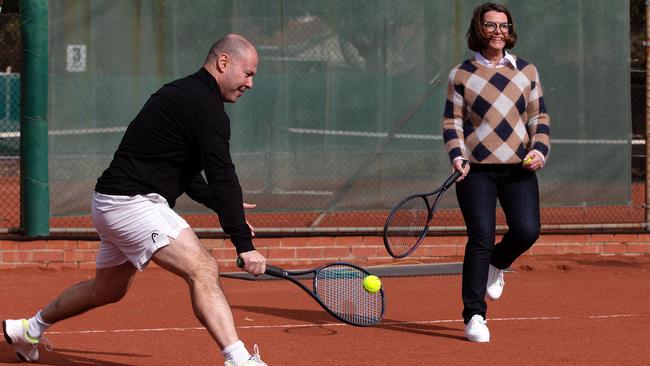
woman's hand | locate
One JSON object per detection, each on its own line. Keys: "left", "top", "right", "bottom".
{"left": 522, "top": 151, "right": 545, "bottom": 171}
{"left": 454, "top": 159, "right": 470, "bottom": 181}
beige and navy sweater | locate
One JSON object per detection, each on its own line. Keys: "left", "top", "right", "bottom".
{"left": 442, "top": 56, "right": 550, "bottom": 164}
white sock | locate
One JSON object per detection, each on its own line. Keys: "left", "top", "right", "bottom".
{"left": 222, "top": 340, "right": 251, "bottom": 365}
{"left": 27, "top": 311, "right": 51, "bottom": 339}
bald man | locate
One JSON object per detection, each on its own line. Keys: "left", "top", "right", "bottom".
{"left": 3, "top": 34, "right": 269, "bottom": 366}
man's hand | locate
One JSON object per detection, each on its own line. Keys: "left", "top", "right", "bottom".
{"left": 239, "top": 250, "right": 266, "bottom": 275}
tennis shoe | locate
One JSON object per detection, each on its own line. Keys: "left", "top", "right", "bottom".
{"left": 486, "top": 264, "right": 505, "bottom": 301}
{"left": 224, "top": 344, "right": 268, "bottom": 366}
{"left": 464, "top": 314, "right": 490, "bottom": 342}
{"left": 2, "top": 318, "right": 46, "bottom": 362}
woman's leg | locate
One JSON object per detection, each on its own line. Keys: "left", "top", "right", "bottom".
{"left": 456, "top": 168, "right": 498, "bottom": 323}
{"left": 493, "top": 168, "right": 540, "bottom": 269}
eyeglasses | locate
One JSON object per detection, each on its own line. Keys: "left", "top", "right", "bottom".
{"left": 483, "top": 21, "right": 511, "bottom": 33}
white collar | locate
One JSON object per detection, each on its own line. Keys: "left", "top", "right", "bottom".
{"left": 475, "top": 51, "right": 517, "bottom": 69}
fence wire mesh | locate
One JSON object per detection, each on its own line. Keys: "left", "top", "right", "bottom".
{"left": 0, "top": 1, "right": 646, "bottom": 236}
{"left": 0, "top": 13, "right": 20, "bottom": 230}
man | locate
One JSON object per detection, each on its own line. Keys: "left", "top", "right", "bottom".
{"left": 3, "top": 34, "right": 269, "bottom": 366}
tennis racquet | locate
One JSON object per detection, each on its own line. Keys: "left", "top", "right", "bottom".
{"left": 383, "top": 161, "right": 467, "bottom": 258}
{"left": 237, "top": 258, "right": 385, "bottom": 326}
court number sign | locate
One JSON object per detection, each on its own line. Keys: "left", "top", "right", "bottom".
{"left": 66, "top": 44, "right": 87, "bottom": 72}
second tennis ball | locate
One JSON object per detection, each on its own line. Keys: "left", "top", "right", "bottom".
{"left": 363, "top": 275, "right": 382, "bottom": 294}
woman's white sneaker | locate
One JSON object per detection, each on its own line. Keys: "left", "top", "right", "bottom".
{"left": 486, "top": 264, "right": 505, "bottom": 301}
{"left": 464, "top": 314, "right": 490, "bottom": 342}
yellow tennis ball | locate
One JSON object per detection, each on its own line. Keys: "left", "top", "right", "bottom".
{"left": 523, "top": 157, "right": 533, "bottom": 165}
{"left": 363, "top": 275, "right": 381, "bottom": 294}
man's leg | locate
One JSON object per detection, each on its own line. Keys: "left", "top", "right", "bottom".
{"left": 150, "top": 228, "right": 267, "bottom": 365}
{"left": 40, "top": 261, "right": 137, "bottom": 324}
{"left": 3, "top": 261, "right": 136, "bottom": 362}
{"left": 151, "top": 227, "right": 239, "bottom": 349}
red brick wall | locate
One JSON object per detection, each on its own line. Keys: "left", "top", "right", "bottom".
{"left": 1, "top": 233, "right": 649, "bottom": 270}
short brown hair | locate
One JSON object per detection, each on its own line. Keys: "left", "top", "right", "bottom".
{"left": 466, "top": 2, "right": 517, "bottom": 52}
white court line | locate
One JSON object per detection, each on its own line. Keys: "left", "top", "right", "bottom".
{"left": 272, "top": 188, "right": 334, "bottom": 196}
{"left": 1, "top": 126, "right": 644, "bottom": 146}
{"left": 587, "top": 314, "right": 639, "bottom": 319}
{"left": 43, "top": 313, "right": 642, "bottom": 335}
{"left": 0, "top": 127, "right": 127, "bottom": 139}
{"left": 286, "top": 127, "right": 645, "bottom": 145}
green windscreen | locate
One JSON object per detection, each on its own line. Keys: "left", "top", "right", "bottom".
{"left": 47, "top": 0, "right": 631, "bottom": 221}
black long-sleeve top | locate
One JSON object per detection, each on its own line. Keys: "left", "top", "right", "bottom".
{"left": 95, "top": 68, "right": 254, "bottom": 254}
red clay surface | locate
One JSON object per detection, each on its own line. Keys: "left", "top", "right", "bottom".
{"left": 1, "top": 254, "right": 649, "bottom": 365}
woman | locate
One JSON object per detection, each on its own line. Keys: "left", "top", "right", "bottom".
{"left": 442, "top": 2, "right": 550, "bottom": 342}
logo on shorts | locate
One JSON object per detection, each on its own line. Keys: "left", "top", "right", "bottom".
{"left": 151, "top": 232, "right": 159, "bottom": 243}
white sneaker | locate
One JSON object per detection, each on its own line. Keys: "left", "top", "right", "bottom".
{"left": 224, "top": 344, "right": 268, "bottom": 366}
{"left": 464, "top": 314, "right": 490, "bottom": 342}
{"left": 3, "top": 319, "right": 41, "bottom": 362}
{"left": 486, "top": 264, "right": 505, "bottom": 301}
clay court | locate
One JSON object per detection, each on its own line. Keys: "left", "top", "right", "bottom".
{"left": 0, "top": 3, "right": 648, "bottom": 365}
{"left": 1, "top": 253, "right": 648, "bottom": 365}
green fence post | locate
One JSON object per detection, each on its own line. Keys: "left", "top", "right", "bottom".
{"left": 20, "top": 0, "right": 49, "bottom": 236}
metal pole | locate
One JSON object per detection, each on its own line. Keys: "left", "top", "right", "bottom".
{"left": 20, "top": 0, "right": 49, "bottom": 236}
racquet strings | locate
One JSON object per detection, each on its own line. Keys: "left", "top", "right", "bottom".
{"left": 385, "top": 195, "right": 430, "bottom": 257}
{"left": 315, "top": 264, "right": 383, "bottom": 326}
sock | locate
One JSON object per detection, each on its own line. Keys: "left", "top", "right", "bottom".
{"left": 27, "top": 311, "right": 51, "bottom": 339}
{"left": 222, "top": 340, "right": 251, "bottom": 365}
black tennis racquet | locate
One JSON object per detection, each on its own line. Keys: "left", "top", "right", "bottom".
{"left": 237, "top": 258, "right": 385, "bottom": 326}
{"left": 383, "top": 161, "right": 466, "bottom": 258}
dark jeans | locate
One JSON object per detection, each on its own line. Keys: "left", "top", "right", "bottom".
{"left": 455, "top": 164, "right": 540, "bottom": 324}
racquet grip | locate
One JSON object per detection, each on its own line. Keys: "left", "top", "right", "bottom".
{"left": 443, "top": 160, "right": 467, "bottom": 189}
{"left": 237, "top": 257, "right": 286, "bottom": 277}
{"left": 264, "top": 265, "right": 286, "bottom": 277}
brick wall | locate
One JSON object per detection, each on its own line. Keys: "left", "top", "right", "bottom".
{"left": 1, "top": 233, "right": 649, "bottom": 270}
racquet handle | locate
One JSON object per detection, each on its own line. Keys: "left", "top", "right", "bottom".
{"left": 236, "top": 256, "right": 286, "bottom": 277}
{"left": 443, "top": 170, "right": 462, "bottom": 190}
{"left": 442, "top": 160, "right": 467, "bottom": 189}
{"left": 264, "top": 265, "right": 286, "bottom": 277}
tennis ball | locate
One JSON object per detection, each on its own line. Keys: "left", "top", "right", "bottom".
{"left": 363, "top": 275, "right": 381, "bottom": 294}
{"left": 523, "top": 157, "right": 533, "bottom": 165}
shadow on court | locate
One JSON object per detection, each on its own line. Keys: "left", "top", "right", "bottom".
{"left": 231, "top": 304, "right": 464, "bottom": 340}
{"left": 232, "top": 305, "right": 334, "bottom": 325}
{"left": 376, "top": 322, "right": 465, "bottom": 341}
{"left": 0, "top": 343, "right": 147, "bottom": 366}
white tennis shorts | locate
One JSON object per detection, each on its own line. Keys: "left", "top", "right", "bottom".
{"left": 92, "top": 191, "right": 190, "bottom": 270}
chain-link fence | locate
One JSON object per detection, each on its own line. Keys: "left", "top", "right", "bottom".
{"left": 0, "top": 1, "right": 646, "bottom": 236}
{"left": 0, "top": 13, "right": 20, "bottom": 230}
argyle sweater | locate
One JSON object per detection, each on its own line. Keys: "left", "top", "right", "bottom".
{"left": 442, "top": 56, "right": 550, "bottom": 164}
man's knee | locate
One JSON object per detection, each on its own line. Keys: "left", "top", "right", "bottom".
{"left": 94, "top": 269, "right": 134, "bottom": 305}
{"left": 95, "top": 283, "right": 129, "bottom": 305}
{"left": 186, "top": 254, "right": 220, "bottom": 285}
